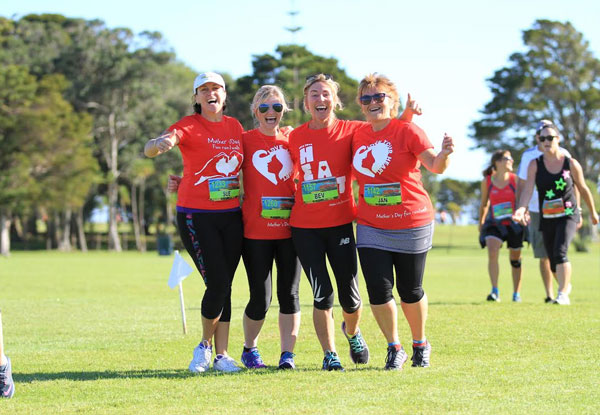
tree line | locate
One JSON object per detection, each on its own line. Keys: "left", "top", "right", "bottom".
{"left": 1, "top": 15, "right": 598, "bottom": 255}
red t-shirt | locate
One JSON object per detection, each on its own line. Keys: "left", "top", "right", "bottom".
{"left": 487, "top": 173, "right": 517, "bottom": 224}
{"left": 352, "top": 119, "right": 434, "bottom": 229}
{"left": 169, "top": 114, "right": 243, "bottom": 210}
{"left": 241, "top": 129, "right": 295, "bottom": 239}
{"left": 288, "top": 119, "right": 364, "bottom": 228}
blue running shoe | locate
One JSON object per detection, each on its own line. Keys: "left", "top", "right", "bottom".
{"left": 341, "top": 322, "right": 369, "bottom": 364}
{"left": 0, "top": 357, "right": 15, "bottom": 399}
{"left": 322, "top": 351, "right": 344, "bottom": 371}
{"left": 241, "top": 348, "right": 267, "bottom": 369}
{"left": 278, "top": 351, "right": 296, "bottom": 370}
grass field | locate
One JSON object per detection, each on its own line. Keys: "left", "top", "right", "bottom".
{"left": 1, "top": 225, "right": 599, "bottom": 414}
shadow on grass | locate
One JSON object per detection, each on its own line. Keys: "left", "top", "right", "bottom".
{"left": 14, "top": 365, "right": 388, "bottom": 382}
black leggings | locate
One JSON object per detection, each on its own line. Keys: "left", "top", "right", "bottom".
{"left": 177, "top": 211, "right": 243, "bottom": 322}
{"left": 242, "top": 237, "right": 301, "bottom": 320}
{"left": 291, "top": 223, "right": 361, "bottom": 312}
{"left": 541, "top": 217, "right": 577, "bottom": 273}
{"left": 358, "top": 248, "right": 427, "bottom": 305}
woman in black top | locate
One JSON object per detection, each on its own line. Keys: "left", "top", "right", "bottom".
{"left": 514, "top": 124, "right": 598, "bottom": 305}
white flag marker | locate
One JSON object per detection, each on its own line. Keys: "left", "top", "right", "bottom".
{"left": 168, "top": 250, "right": 194, "bottom": 334}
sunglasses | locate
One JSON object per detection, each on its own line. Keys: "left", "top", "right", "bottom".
{"left": 258, "top": 103, "right": 284, "bottom": 113}
{"left": 538, "top": 135, "right": 557, "bottom": 142}
{"left": 501, "top": 156, "right": 513, "bottom": 162}
{"left": 359, "top": 93, "right": 387, "bottom": 105}
{"left": 305, "top": 73, "right": 333, "bottom": 82}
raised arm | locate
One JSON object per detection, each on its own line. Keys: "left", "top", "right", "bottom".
{"left": 417, "top": 133, "right": 454, "bottom": 174}
{"left": 399, "top": 93, "right": 422, "bottom": 122}
{"left": 144, "top": 129, "right": 181, "bottom": 158}
{"left": 570, "top": 158, "right": 599, "bottom": 225}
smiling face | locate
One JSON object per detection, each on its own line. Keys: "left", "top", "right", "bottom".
{"left": 305, "top": 81, "right": 336, "bottom": 124}
{"left": 255, "top": 95, "right": 284, "bottom": 131}
{"left": 195, "top": 82, "right": 226, "bottom": 115}
{"left": 360, "top": 86, "right": 392, "bottom": 122}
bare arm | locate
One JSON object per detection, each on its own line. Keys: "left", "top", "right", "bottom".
{"left": 478, "top": 179, "right": 490, "bottom": 231}
{"left": 399, "top": 93, "right": 422, "bottom": 122}
{"left": 570, "top": 158, "right": 599, "bottom": 225}
{"left": 144, "top": 129, "right": 181, "bottom": 158}
{"left": 418, "top": 134, "right": 454, "bottom": 174}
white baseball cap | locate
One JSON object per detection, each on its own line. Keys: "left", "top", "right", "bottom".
{"left": 193, "top": 72, "right": 226, "bottom": 93}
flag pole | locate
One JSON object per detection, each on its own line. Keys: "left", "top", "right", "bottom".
{"left": 178, "top": 282, "right": 188, "bottom": 335}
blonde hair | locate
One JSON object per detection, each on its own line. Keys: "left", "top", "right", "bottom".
{"left": 302, "top": 74, "right": 343, "bottom": 112}
{"left": 357, "top": 73, "right": 400, "bottom": 118}
{"left": 250, "top": 85, "right": 289, "bottom": 126}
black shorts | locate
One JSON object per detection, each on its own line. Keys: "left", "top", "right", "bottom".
{"left": 480, "top": 221, "right": 524, "bottom": 250}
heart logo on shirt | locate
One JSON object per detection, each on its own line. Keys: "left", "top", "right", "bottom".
{"left": 193, "top": 151, "right": 243, "bottom": 185}
{"left": 252, "top": 146, "right": 293, "bottom": 185}
{"left": 353, "top": 140, "right": 392, "bottom": 177}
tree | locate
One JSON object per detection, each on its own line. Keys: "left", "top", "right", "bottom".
{"left": 437, "top": 178, "right": 480, "bottom": 224}
{"left": 229, "top": 45, "right": 364, "bottom": 129}
{"left": 471, "top": 20, "right": 600, "bottom": 180}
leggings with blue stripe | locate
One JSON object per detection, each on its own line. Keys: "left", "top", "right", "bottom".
{"left": 177, "top": 211, "right": 243, "bottom": 322}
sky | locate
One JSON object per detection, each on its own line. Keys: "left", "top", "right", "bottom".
{"left": 3, "top": 0, "right": 600, "bottom": 181}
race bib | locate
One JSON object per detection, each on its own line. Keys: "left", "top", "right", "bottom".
{"left": 542, "top": 198, "right": 566, "bottom": 218}
{"left": 301, "top": 177, "right": 339, "bottom": 204}
{"left": 492, "top": 201, "right": 513, "bottom": 220}
{"left": 364, "top": 183, "right": 402, "bottom": 206}
{"left": 261, "top": 197, "right": 294, "bottom": 219}
{"left": 208, "top": 176, "right": 240, "bottom": 201}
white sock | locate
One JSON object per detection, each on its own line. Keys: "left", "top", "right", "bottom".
{"left": 0, "top": 354, "right": 7, "bottom": 366}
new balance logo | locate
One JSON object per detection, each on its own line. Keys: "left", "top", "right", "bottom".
{"left": 339, "top": 237, "right": 350, "bottom": 246}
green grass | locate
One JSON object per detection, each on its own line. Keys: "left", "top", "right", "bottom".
{"left": 1, "top": 225, "right": 599, "bottom": 414}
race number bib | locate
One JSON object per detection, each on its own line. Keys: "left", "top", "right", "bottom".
{"left": 261, "top": 197, "right": 294, "bottom": 219}
{"left": 301, "top": 177, "right": 339, "bottom": 204}
{"left": 542, "top": 198, "right": 566, "bottom": 218}
{"left": 208, "top": 176, "right": 240, "bottom": 201}
{"left": 492, "top": 201, "right": 513, "bottom": 220}
{"left": 364, "top": 183, "right": 402, "bottom": 206}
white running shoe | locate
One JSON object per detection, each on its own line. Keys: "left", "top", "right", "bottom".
{"left": 213, "top": 355, "right": 242, "bottom": 373}
{"left": 553, "top": 292, "right": 571, "bottom": 305}
{"left": 189, "top": 340, "right": 212, "bottom": 373}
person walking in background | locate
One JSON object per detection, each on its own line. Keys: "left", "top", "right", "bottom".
{"left": 516, "top": 120, "right": 577, "bottom": 303}
{"left": 514, "top": 123, "right": 599, "bottom": 305}
{"left": 352, "top": 73, "right": 453, "bottom": 369}
{"left": 145, "top": 72, "right": 244, "bottom": 372}
{"left": 0, "top": 310, "right": 15, "bottom": 399}
{"left": 478, "top": 150, "right": 525, "bottom": 303}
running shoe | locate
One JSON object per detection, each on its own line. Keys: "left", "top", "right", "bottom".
{"left": 553, "top": 292, "right": 571, "bottom": 305}
{"left": 486, "top": 292, "right": 500, "bottom": 302}
{"left": 512, "top": 293, "right": 522, "bottom": 303}
{"left": 322, "top": 351, "right": 344, "bottom": 371}
{"left": 213, "top": 355, "right": 242, "bottom": 372}
{"left": 411, "top": 342, "right": 432, "bottom": 368}
{"left": 278, "top": 351, "right": 296, "bottom": 370}
{"left": 188, "top": 340, "right": 212, "bottom": 373}
{"left": 241, "top": 348, "right": 267, "bottom": 369}
{"left": 544, "top": 296, "right": 554, "bottom": 303}
{"left": 384, "top": 346, "right": 408, "bottom": 371}
{"left": 0, "top": 357, "right": 15, "bottom": 399}
{"left": 341, "top": 322, "right": 369, "bottom": 364}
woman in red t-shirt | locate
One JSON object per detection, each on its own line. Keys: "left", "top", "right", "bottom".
{"left": 352, "top": 73, "right": 454, "bottom": 369}
{"left": 145, "top": 72, "right": 243, "bottom": 373}
{"left": 238, "top": 85, "right": 301, "bottom": 370}
{"left": 478, "top": 150, "right": 525, "bottom": 303}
